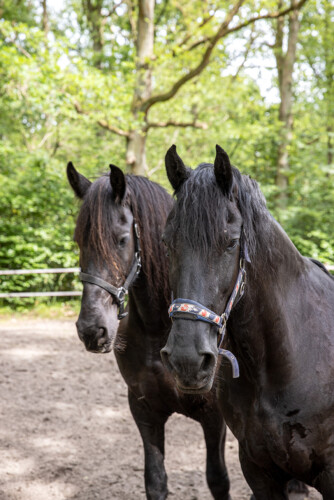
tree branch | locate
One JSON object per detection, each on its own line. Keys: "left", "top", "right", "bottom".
{"left": 263, "top": 41, "right": 276, "bottom": 49}
{"left": 97, "top": 119, "right": 130, "bottom": 137}
{"left": 142, "top": 0, "right": 245, "bottom": 113}
{"left": 304, "top": 53, "right": 322, "bottom": 81}
{"left": 51, "top": 126, "right": 60, "bottom": 157}
{"left": 155, "top": 0, "right": 169, "bottom": 28}
{"left": 230, "top": 25, "right": 257, "bottom": 83}
{"left": 124, "top": 0, "right": 137, "bottom": 45}
{"left": 224, "top": 0, "right": 308, "bottom": 36}
{"left": 37, "top": 130, "right": 54, "bottom": 149}
{"left": 74, "top": 101, "right": 130, "bottom": 138}
{"left": 10, "top": 37, "right": 32, "bottom": 58}
{"left": 101, "top": 0, "right": 124, "bottom": 17}
{"left": 144, "top": 119, "right": 208, "bottom": 131}
{"left": 178, "top": 11, "right": 217, "bottom": 49}
{"left": 142, "top": 0, "right": 308, "bottom": 113}
{"left": 180, "top": 0, "right": 308, "bottom": 53}
{"left": 185, "top": 36, "right": 211, "bottom": 52}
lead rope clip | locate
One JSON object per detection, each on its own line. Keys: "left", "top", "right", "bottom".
{"left": 217, "top": 314, "right": 240, "bottom": 378}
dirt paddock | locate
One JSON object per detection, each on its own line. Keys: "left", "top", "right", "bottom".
{"left": 0, "top": 318, "right": 321, "bottom": 500}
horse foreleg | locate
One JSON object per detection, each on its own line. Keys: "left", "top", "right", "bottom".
{"left": 287, "top": 478, "right": 309, "bottom": 496}
{"left": 128, "top": 390, "right": 168, "bottom": 500}
{"left": 239, "top": 447, "right": 289, "bottom": 500}
{"left": 200, "top": 413, "right": 231, "bottom": 500}
{"left": 313, "top": 469, "right": 334, "bottom": 500}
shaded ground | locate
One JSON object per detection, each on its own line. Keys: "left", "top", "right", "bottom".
{"left": 0, "top": 319, "right": 321, "bottom": 500}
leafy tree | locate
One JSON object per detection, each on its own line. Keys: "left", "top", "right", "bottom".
{"left": 65, "top": 0, "right": 309, "bottom": 175}
{"left": 0, "top": 0, "right": 332, "bottom": 308}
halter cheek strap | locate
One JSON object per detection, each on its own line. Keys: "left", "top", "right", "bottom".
{"left": 80, "top": 222, "right": 141, "bottom": 320}
{"left": 168, "top": 240, "right": 250, "bottom": 378}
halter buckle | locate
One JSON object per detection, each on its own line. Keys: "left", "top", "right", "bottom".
{"left": 117, "top": 300, "right": 128, "bottom": 320}
{"left": 116, "top": 287, "right": 128, "bottom": 320}
{"left": 135, "top": 253, "right": 142, "bottom": 274}
{"left": 134, "top": 222, "right": 140, "bottom": 238}
{"left": 219, "top": 313, "right": 227, "bottom": 335}
{"left": 218, "top": 313, "right": 227, "bottom": 349}
{"left": 117, "top": 287, "right": 127, "bottom": 301}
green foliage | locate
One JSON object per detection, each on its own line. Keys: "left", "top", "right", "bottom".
{"left": 0, "top": 151, "right": 79, "bottom": 304}
{"left": 0, "top": 0, "right": 333, "bottom": 309}
{"left": 0, "top": 0, "right": 37, "bottom": 25}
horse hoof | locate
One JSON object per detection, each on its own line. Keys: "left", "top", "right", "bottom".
{"left": 287, "top": 479, "right": 309, "bottom": 495}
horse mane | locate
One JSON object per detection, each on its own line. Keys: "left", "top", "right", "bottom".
{"left": 167, "top": 163, "right": 271, "bottom": 262}
{"left": 75, "top": 174, "right": 173, "bottom": 305}
{"left": 309, "top": 258, "right": 334, "bottom": 279}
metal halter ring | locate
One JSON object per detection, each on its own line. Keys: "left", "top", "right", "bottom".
{"left": 117, "top": 287, "right": 127, "bottom": 302}
{"left": 79, "top": 219, "right": 141, "bottom": 320}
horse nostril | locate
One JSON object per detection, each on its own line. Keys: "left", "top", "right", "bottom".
{"left": 97, "top": 327, "right": 108, "bottom": 346}
{"left": 200, "top": 352, "right": 215, "bottom": 374}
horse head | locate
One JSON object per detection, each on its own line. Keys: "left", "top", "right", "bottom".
{"left": 67, "top": 162, "right": 139, "bottom": 353}
{"left": 161, "top": 145, "right": 245, "bottom": 393}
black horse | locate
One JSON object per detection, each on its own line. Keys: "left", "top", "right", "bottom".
{"left": 161, "top": 145, "right": 334, "bottom": 499}
{"left": 67, "top": 162, "right": 231, "bottom": 499}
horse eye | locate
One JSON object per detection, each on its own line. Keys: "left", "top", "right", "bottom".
{"left": 119, "top": 236, "right": 129, "bottom": 248}
{"left": 227, "top": 239, "right": 239, "bottom": 251}
{"left": 161, "top": 236, "right": 170, "bottom": 256}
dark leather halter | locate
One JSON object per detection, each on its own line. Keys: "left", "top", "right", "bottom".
{"left": 79, "top": 222, "right": 141, "bottom": 320}
{"left": 168, "top": 238, "right": 250, "bottom": 378}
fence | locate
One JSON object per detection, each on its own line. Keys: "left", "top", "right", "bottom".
{"left": 0, "top": 264, "right": 333, "bottom": 299}
{"left": 0, "top": 268, "right": 81, "bottom": 298}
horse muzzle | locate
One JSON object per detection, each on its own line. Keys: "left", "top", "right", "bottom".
{"left": 160, "top": 322, "right": 217, "bottom": 393}
{"left": 76, "top": 321, "right": 116, "bottom": 353}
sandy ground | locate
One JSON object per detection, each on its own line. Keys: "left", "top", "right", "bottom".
{"left": 0, "top": 318, "right": 321, "bottom": 500}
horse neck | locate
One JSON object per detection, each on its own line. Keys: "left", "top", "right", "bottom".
{"left": 127, "top": 272, "right": 170, "bottom": 333}
{"left": 125, "top": 180, "right": 172, "bottom": 335}
{"left": 229, "top": 218, "right": 305, "bottom": 386}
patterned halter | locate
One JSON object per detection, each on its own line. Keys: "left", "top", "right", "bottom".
{"left": 168, "top": 240, "right": 250, "bottom": 378}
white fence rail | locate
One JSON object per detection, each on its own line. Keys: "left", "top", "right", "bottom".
{"left": 0, "top": 267, "right": 80, "bottom": 275}
{"left": 0, "top": 268, "right": 81, "bottom": 298}
{"left": 0, "top": 264, "right": 333, "bottom": 299}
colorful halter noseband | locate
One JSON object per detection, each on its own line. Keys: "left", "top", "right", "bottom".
{"left": 168, "top": 241, "right": 250, "bottom": 378}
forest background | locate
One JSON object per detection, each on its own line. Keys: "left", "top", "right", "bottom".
{"left": 0, "top": 0, "right": 333, "bottom": 308}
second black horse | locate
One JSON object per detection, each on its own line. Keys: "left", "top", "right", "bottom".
{"left": 161, "top": 144, "right": 333, "bottom": 499}
{"left": 67, "top": 162, "right": 231, "bottom": 499}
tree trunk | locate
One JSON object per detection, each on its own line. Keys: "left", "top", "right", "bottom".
{"left": 126, "top": 0, "right": 154, "bottom": 175}
{"left": 75, "top": 1, "right": 307, "bottom": 175}
{"left": 126, "top": 131, "right": 148, "bottom": 175}
{"left": 82, "top": 0, "right": 104, "bottom": 68}
{"left": 324, "top": 0, "right": 334, "bottom": 166}
{"left": 327, "top": 125, "right": 333, "bottom": 166}
{"left": 41, "top": 0, "right": 49, "bottom": 35}
{"left": 274, "top": 0, "right": 301, "bottom": 209}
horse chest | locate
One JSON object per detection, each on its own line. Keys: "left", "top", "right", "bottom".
{"left": 221, "top": 382, "right": 319, "bottom": 474}
{"left": 244, "top": 414, "right": 313, "bottom": 472}
{"left": 233, "top": 396, "right": 334, "bottom": 480}
{"left": 116, "top": 349, "right": 179, "bottom": 405}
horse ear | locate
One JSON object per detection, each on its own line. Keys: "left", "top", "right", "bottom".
{"left": 214, "top": 145, "right": 233, "bottom": 196}
{"left": 67, "top": 162, "right": 92, "bottom": 199}
{"left": 109, "top": 164, "right": 126, "bottom": 203}
{"left": 165, "top": 145, "right": 190, "bottom": 192}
